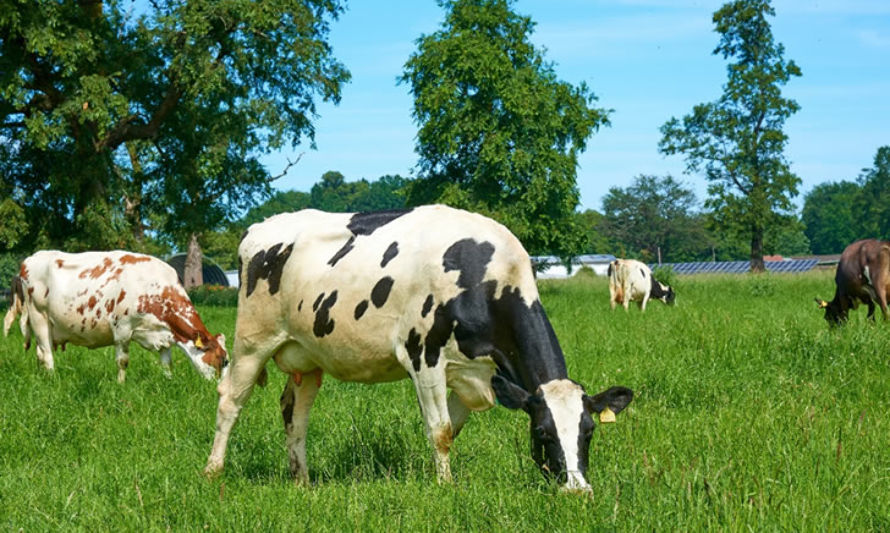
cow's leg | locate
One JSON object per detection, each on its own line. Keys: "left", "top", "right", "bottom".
{"left": 115, "top": 343, "right": 130, "bottom": 383}
{"left": 411, "top": 365, "right": 454, "bottom": 482}
{"left": 609, "top": 285, "right": 617, "bottom": 310}
{"left": 28, "top": 310, "right": 54, "bottom": 371}
{"left": 640, "top": 293, "right": 650, "bottom": 312}
{"left": 622, "top": 285, "right": 631, "bottom": 311}
{"left": 280, "top": 373, "right": 320, "bottom": 485}
{"left": 867, "top": 299, "right": 876, "bottom": 321}
{"left": 159, "top": 348, "right": 173, "bottom": 378}
{"left": 447, "top": 391, "right": 471, "bottom": 438}
{"left": 204, "top": 354, "right": 267, "bottom": 477}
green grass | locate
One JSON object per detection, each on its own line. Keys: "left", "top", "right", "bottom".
{"left": 1, "top": 270, "right": 889, "bottom": 530}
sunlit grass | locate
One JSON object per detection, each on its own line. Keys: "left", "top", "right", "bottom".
{"left": 1, "top": 270, "right": 888, "bottom": 530}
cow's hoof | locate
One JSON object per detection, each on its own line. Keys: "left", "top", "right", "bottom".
{"left": 202, "top": 464, "right": 223, "bottom": 480}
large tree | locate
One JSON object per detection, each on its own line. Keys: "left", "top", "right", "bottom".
{"left": 659, "top": 0, "right": 801, "bottom": 272}
{"left": 1, "top": 0, "right": 349, "bottom": 286}
{"left": 400, "top": 0, "right": 609, "bottom": 258}
{"left": 802, "top": 181, "right": 861, "bottom": 255}
{"left": 600, "top": 175, "right": 712, "bottom": 263}
{"left": 855, "top": 146, "right": 890, "bottom": 240}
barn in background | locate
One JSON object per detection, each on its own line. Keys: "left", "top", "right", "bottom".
{"left": 165, "top": 254, "right": 231, "bottom": 287}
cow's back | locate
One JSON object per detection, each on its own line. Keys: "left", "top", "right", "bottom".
{"left": 236, "top": 205, "right": 539, "bottom": 382}
{"left": 22, "top": 250, "right": 181, "bottom": 346}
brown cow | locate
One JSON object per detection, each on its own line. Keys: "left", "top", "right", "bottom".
{"left": 816, "top": 239, "right": 890, "bottom": 325}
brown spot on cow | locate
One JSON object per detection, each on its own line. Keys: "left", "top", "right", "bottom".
{"left": 117, "top": 290, "right": 126, "bottom": 304}
{"left": 105, "top": 299, "right": 115, "bottom": 313}
{"left": 27, "top": 287, "right": 34, "bottom": 296}
{"left": 95, "top": 309, "right": 102, "bottom": 319}
{"left": 19, "top": 263, "right": 28, "bottom": 280}
{"left": 77, "top": 304, "right": 86, "bottom": 316}
{"left": 55, "top": 259, "right": 64, "bottom": 268}
{"left": 44, "top": 288, "right": 49, "bottom": 298}
{"left": 87, "top": 296, "right": 98, "bottom": 309}
{"left": 120, "top": 254, "right": 151, "bottom": 265}
{"left": 79, "top": 257, "right": 113, "bottom": 280}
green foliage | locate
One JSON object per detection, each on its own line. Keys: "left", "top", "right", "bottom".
{"left": 310, "top": 172, "right": 409, "bottom": 213}
{"left": 1, "top": 0, "right": 350, "bottom": 253}
{"left": 659, "top": 0, "right": 801, "bottom": 271}
{"left": 600, "top": 175, "right": 714, "bottom": 262}
{"left": 576, "top": 209, "right": 611, "bottom": 254}
{"left": 241, "top": 189, "right": 313, "bottom": 228}
{"left": 855, "top": 146, "right": 890, "bottom": 239}
{"left": 186, "top": 285, "right": 238, "bottom": 307}
{"left": 2, "top": 274, "right": 889, "bottom": 529}
{"left": 800, "top": 146, "right": 890, "bottom": 254}
{"left": 802, "top": 181, "right": 861, "bottom": 254}
{"left": 400, "top": 0, "right": 609, "bottom": 258}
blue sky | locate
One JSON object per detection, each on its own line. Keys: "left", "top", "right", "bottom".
{"left": 264, "top": 0, "right": 890, "bottom": 211}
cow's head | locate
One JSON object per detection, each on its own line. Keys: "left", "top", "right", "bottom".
{"left": 659, "top": 284, "right": 676, "bottom": 305}
{"left": 492, "top": 375, "right": 633, "bottom": 491}
{"left": 185, "top": 333, "right": 229, "bottom": 380}
{"left": 815, "top": 297, "right": 846, "bottom": 326}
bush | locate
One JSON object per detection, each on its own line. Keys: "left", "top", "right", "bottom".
{"left": 187, "top": 285, "right": 238, "bottom": 306}
{"left": 652, "top": 264, "right": 677, "bottom": 286}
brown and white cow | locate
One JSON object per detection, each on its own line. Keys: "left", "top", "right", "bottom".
{"left": 204, "top": 205, "right": 633, "bottom": 491}
{"left": 10, "top": 250, "right": 228, "bottom": 382}
{"left": 816, "top": 239, "right": 890, "bottom": 325}
{"left": 608, "top": 259, "right": 675, "bottom": 311}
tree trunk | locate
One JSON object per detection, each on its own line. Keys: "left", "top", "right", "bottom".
{"left": 750, "top": 226, "right": 765, "bottom": 273}
{"left": 184, "top": 233, "right": 203, "bottom": 289}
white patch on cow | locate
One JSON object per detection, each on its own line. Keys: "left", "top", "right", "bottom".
{"left": 539, "top": 379, "right": 590, "bottom": 491}
{"left": 181, "top": 340, "right": 220, "bottom": 380}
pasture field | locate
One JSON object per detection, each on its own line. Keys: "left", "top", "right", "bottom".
{"left": 1, "top": 270, "right": 889, "bottom": 531}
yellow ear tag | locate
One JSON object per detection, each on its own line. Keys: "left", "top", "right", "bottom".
{"left": 194, "top": 337, "right": 204, "bottom": 348}
{"left": 599, "top": 407, "right": 616, "bottom": 423}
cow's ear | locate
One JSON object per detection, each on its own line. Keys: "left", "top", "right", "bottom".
{"left": 215, "top": 333, "right": 227, "bottom": 350}
{"left": 584, "top": 386, "right": 633, "bottom": 417}
{"left": 492, "top": 375, "right": 530, "bottom": 411}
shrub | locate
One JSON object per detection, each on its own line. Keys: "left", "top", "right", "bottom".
{"left": 187, "top": 284, "right": 238, "bottom": 306}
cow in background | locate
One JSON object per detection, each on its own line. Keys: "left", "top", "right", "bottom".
{"left": 12, "top": 250, "right": 228, "bottom": 382}
{"left": 816, "top": 239, "right": 890, "bottom": 325}
{"left": 608, "top": 259, "right": 675, "bottom": 311}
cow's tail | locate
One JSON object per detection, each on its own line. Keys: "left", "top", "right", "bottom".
{"left": 3, "top": 281, "right": 22, "bottom": 337}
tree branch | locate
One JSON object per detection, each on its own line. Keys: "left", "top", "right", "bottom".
{"left": 268, "top": 152, "right": 305, "bottom": 182}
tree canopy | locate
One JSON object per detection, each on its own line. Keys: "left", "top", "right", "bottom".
{"left": 659, "top": 0, "right": 801, "bottom": 272}
{"left": 400, "top": 0, "right": 609, "bottom": 258}
{"left": 0, "top": 0, "right": 350, "bottom": 255}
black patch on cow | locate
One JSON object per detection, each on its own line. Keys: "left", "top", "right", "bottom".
{"left": 354, "top": 300, "right": 369, "bottom": 320}
{"left": 237, "top": 257, "right": 243, "bottom": 289}
{"left": 347, "top": 209, "right": 412, "bottom": 236}
{"left": 405, "top": 328, "right": 423, "bottom": 372}
{"left": 381, "top": 242, "right": 399, "bottom": 268}
{"left": 313, "top": 291, "right": 338, "bottom": 338}
{"left": 313, "top": 293, "right": 324, "bottom": 312}
{"left": 298, "top": 299, "right": 304, "bottom": 312}
{"left": 371, "top": 277, "right": 394, "bottom": 308}
{"left": 245, "top": 243, "right": 294, "bottom": 297}
{"left": 421, "top": 294, "right": 434, "bottom": 318}
{"left": 328, "top": 236, "right": 356, "bottom": 267}
{"left": 443, "top": 239, "right": 496, "bottom": 288}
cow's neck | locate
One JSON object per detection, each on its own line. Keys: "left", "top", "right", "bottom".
{"left": 495, "top": 294, "right": 568, "bottom": 391}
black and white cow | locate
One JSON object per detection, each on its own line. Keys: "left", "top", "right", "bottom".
{"left": 608, "top": 259, "right": 675, "bottom": 311}
{"left": 204, "top": 205, "right": 633, "bottom": 491}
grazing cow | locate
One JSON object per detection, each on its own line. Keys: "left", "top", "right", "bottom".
{"left": 608, "top": 259, "right": 675, "bottom": 311}
{"left": 13, "top": 250, "right": 228, "bottom": 382}
{"left": 204, "top": 205, "right": 633, "bottom": 492}
{"left": 816, "top": 239, "right": 890, "bottom": 325}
